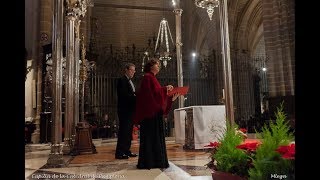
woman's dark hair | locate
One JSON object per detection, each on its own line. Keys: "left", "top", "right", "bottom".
{"left": 143, "top": 58, "right": 159, "bottom": 73}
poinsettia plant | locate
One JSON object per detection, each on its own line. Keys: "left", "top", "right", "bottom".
{"left": 205, "top": 103, "right": 295, "bottom": 180}
{"left": 276, "top": 143, "right": 295, "bottom": 160}
{"left": 249, "top": 103, "right": 295, "bottom": 180}
{"left": 205, "top": 125, "right": 255, "bottom": 178}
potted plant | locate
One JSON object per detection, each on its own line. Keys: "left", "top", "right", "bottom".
{"left": 248, "top": 103, "right": 295, "bottom": 179}
{"left": 205, "top": 122, "right": 253, "bottom": 180}
{"left": 205, "top": 103, "right": 295, "bottom": 180}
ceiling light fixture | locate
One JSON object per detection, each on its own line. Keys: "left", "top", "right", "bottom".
{"left": 194, "top": 0, "right": 219, "bottom": 21}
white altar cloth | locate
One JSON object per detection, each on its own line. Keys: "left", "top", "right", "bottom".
{"left": 173, "top": 105, "right": 226, "bottom": 149}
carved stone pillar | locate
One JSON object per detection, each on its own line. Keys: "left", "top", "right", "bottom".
{"left": 73, "top": 19, "right": 81, "bottom": 146}
{"left": 63, "top": 0, "right": 92, "bottom": 155}
{"left": 63, "top": 12, "right": 76, "bottom": 154}
{"left": 80, "top": 37, "right": 88, "bottom": 122}
{"left": 31, "top": 58, "right": 42, "bottom": 144}
{"left": 174, "top": 8, "right": 184, "bottom": 108}
{"left": 47, "top": 0, "right": 65, "bottom": 167}
{"left": 219, "top": 0, "right": 235, "bottom": 125}
{"left": 30, "top": 0, "right": 41, "bottom": 144}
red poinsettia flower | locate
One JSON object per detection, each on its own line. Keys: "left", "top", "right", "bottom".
{"left": 276, "top": 143, "right": 295, "bottom": 160}
{"left": 236, "top": 142, "right": 260, "bottom": 152}
{"left": 239, "top": 128, "right": 247, "bottom": 133}
{"left": 204, "top": 141, "right": 220, "bottom": 148}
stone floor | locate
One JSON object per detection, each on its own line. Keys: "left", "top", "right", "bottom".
{"left": 25, "top": 138, "right": 213, "bottom": 180}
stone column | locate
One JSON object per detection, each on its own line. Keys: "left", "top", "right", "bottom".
{"left": 63, "top": 9, "right": 76, "bottom": 154}
{"left": 73, "top": 19, "right": 81, "bottom": 143}
{"left": 173, "top": 8, "right": 184, "bottom": 108}
{"left": 30, "top": 0, "right": 41, "bottom": 144}
{"left": 219, "top": 0, "right": 235, "bottom": 125}
{"left": 74, "top": 0, "right": 93, "bottom": 122}
{"left": 262, "top": 0, "right": 295, "bottom": 96}
{"left": 65, "top": 0, "right": 92, "bottom": 154}
{"left": 32, "top": 0, "right": 53, "bottom": 144}
{"left": 47, "top": 0, "right": 65, "bottom": 167}
{"left": 80, "top": 37, "right": 88, "bottom": 122}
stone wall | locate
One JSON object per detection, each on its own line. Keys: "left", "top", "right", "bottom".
{"left": 262, "top": 0, "right": 295, "bottom": 97}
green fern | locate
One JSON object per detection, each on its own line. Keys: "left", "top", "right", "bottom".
{"left": 249, "top": 102, "right": 295, "bottom": 180}
{"left": 213, "top": 122, "right": 249, "bottom": 177}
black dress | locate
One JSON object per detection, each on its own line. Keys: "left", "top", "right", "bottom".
{"left": 137, "top": 112, "right": 169, "bottom": 169}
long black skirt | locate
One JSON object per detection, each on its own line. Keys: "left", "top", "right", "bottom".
{"left": 137, "top": 112, "right": 169, "bottom": 169}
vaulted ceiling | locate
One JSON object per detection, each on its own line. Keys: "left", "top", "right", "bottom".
{"left": 90, "top": 0, "right": 264, "bottom": 57}
{"left": 24, "top": 0, "right": 264, "bottom": 59}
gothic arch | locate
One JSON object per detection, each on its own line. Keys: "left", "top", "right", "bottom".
{"left": 233, "top": 0, "right": 262, "bottom": 52}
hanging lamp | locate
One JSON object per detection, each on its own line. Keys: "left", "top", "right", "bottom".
{"left": 154, "top": 18, "right": 175, "bottom": 68}
{"left": 194, "top": 0, "right": 219, "bottom": 21}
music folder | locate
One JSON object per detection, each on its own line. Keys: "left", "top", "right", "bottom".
{"left": 168, "top": 86, "right": 189, "bottom": 96}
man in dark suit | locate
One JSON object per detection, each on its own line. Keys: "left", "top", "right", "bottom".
{"left": 115, "top": 63, "right": 138, "bottom": 159}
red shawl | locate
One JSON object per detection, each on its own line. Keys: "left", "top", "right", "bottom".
{"left": 133, "top": 72, "right": 173, "bottom": 124}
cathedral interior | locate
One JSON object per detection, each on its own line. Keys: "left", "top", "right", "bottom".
{"left": 25, "top": 0, "right": 295, "bottom": 179}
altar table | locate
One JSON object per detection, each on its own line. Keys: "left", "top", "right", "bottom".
{"left": 173, "top": 105, "right": 226, "bottom": 149}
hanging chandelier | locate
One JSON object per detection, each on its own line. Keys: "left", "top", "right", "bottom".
{"left": 195, "top": 0, "right": 220, "bottom": 21}
{"left": 155, "top": 18, "right": 174, "bottom": 68}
